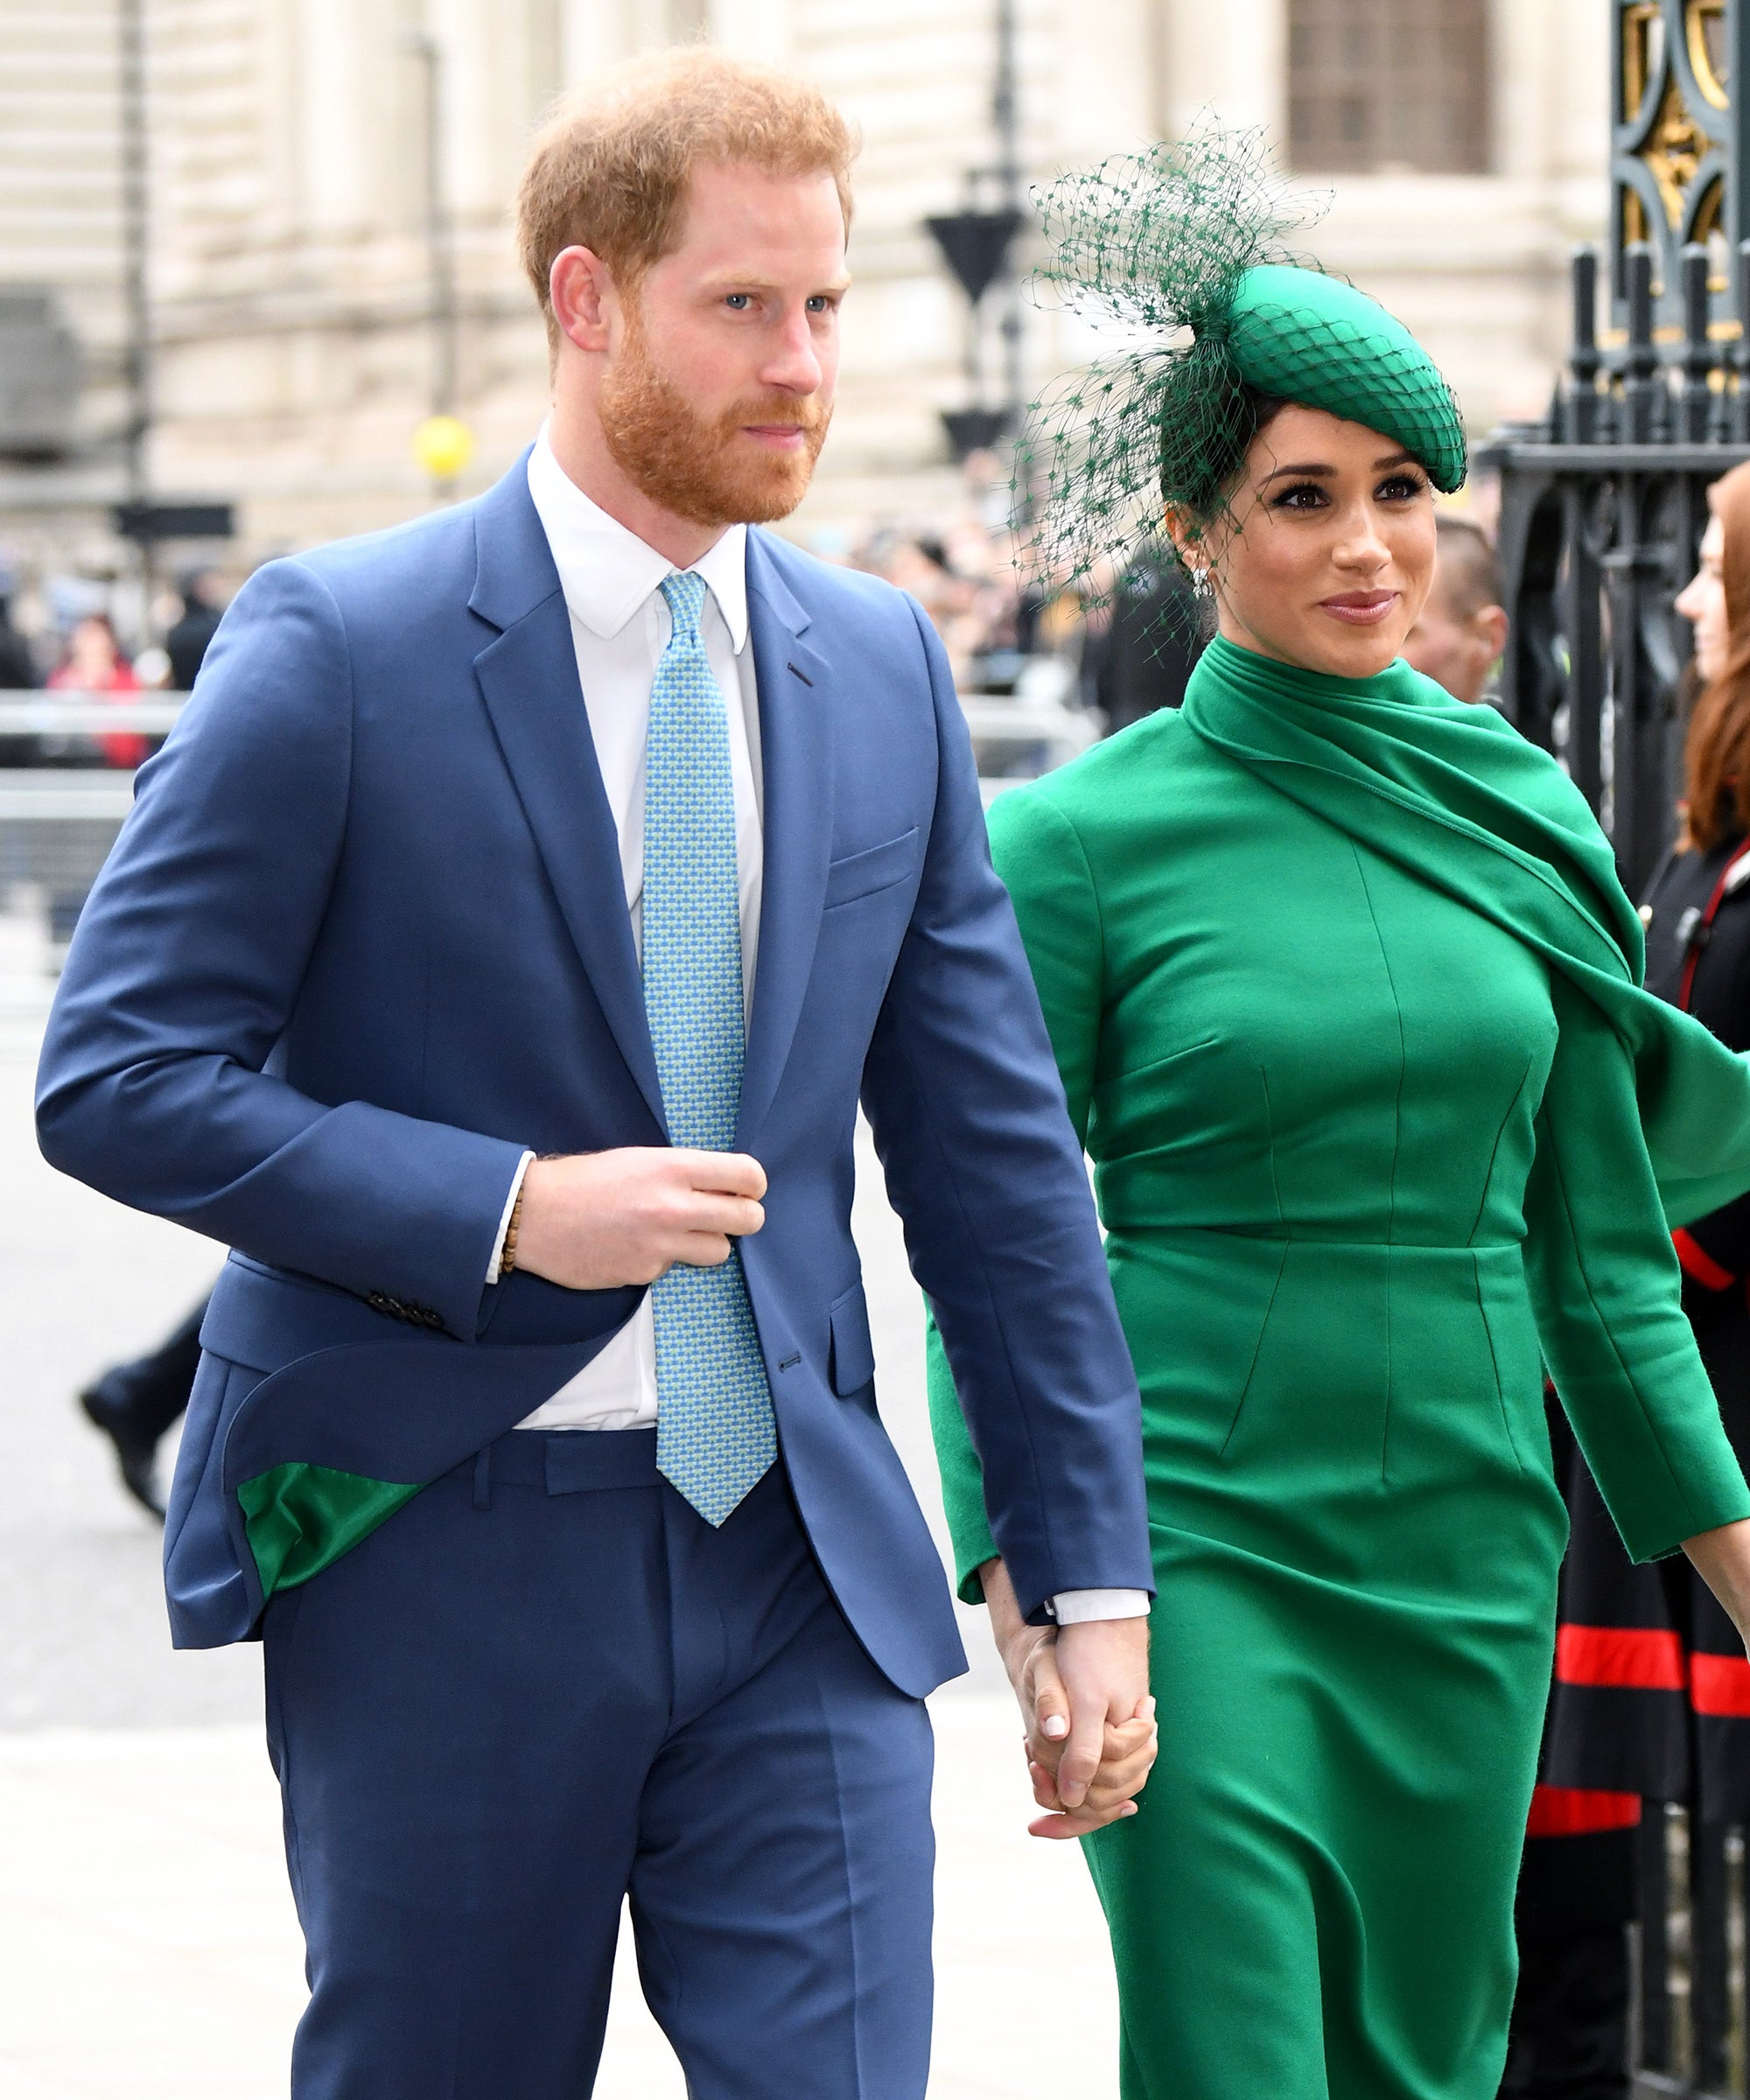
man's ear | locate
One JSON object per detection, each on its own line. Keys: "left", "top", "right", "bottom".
{"left": 1478, "top": 604, "right": 1509, "bottom": 662}
{"left": 550, "top": 246, "right": 618, "bottom": 356}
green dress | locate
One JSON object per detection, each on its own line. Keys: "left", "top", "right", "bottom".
{"left": 928, "top": 635, "right": 1750, "bottom": 2100}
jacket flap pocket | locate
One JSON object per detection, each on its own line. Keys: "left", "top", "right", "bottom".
{"left": 829, "top": 1282, "right": 876, "bottom": 1396}
{"left": 822, "top": 828, "right": 919, "bottom": 911}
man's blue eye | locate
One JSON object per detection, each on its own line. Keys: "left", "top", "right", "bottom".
{"left": 724, "top": 294, "right": 751, "bottom": 311}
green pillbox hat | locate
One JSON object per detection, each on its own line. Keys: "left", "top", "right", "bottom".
{"left": 1016, "top": 128, "right": 1470, "bottom": 613}
{"left": 1225, "top": 264, "right": 1467, "bottom": 494}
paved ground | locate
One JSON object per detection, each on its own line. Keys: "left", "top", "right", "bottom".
{"left": 0, "top": 900, "right": 1117, "bottom": 2098}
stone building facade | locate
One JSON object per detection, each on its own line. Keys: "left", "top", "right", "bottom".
{"left": 0, "top": 0, "right": 1609, "bottom": 569}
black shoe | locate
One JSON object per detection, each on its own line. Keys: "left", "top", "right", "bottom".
{"left": 78, "top": 1382, "right": 166, "bottom": 1520}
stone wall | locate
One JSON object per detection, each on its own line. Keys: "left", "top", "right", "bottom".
{"left": 0, "top": 0, "right": 1612, "bottom": 567}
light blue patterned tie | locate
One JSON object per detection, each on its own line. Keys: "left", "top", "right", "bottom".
{"left": 643, "top": 570, "right": 776, "bottom": 1526}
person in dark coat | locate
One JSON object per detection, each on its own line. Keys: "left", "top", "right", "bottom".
{"left": 0, "top": 568, "right": 39, "bottom": 771}
{"left": 80, "top": 1300, "right": 207, "bottom": 1517}
{"left": 0, "top": 573, "right": 38, "bottom": 691}
{"left": 1513, "top": 458, "right": 1750, "bottom": 2099}
{"left": 164, "top": 568, "right": 223, "bottom": 692}
{"left": 1090, "top": 554, "right": 1204, "bottom": 733}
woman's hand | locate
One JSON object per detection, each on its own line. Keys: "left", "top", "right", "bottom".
{"left": 978, "top": 1557, "right": 1158, "bottom": 1839}
{"left": 1684, "top": 1516, "right": 1750, "bottom": 1655}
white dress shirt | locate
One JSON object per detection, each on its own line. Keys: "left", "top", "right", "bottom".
{"left": 508, "top": 430, "right": 760, "bottom": 1432}
{"left": 497, "top": 430, "right": 1146, "bottom": 1626}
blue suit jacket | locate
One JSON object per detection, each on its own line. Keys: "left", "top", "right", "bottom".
{"left": 35, "top": 456, "right": 1152, "bottom": 1696}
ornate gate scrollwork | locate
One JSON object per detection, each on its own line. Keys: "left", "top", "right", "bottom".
{"left": 1614, "top": 0, "right": 1746, "bottom": 322}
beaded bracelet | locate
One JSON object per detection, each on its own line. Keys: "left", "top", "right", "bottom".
{"left": 500, "top": 1182, "right": 526, "bottom": 1276}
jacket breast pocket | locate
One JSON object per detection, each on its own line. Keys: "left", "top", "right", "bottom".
{"left": 829, "top": 1281, "right": 877, "bottom": 1397}
{"left": 822, "top": 829, "right": 919, "bottom": 912}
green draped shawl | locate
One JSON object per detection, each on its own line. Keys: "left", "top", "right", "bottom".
{"left": 1180, "top": 635, "right": 1750, "bottom": 1229}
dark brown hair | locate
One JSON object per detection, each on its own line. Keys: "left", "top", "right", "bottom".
{"left": 1684, "top": 459, "right": 1750, "bottom": 850}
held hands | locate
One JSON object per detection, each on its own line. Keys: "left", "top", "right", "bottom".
{"left": 514, "top": 1148, "right": 767, "bottom": 1291}
{"left": 979, "top": 1558, "right": 1158, "bottom": 1840}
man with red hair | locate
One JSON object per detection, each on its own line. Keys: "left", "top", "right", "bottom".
{"left": 37, "top": 48, "right": 1154, "bottom": 2097}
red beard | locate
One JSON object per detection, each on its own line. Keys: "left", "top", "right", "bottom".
{"left": 599, "top": 318, "right": 830, "bottom": 528}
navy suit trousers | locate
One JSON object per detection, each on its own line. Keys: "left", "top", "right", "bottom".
{"left": 263, "top": 1431, "right": 936, "bottom": 2098}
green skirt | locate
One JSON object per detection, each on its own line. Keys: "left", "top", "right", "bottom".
{"left": 1084, "top": 1230, "right": 1568, "bottom": 2100}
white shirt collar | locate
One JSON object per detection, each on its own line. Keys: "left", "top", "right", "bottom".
{"left": 527, "top": 424, "right": 749, "bottom": 652}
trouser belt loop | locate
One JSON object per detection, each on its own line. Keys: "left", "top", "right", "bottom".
{"left": 472, "top": 1443, "right": 494, "bottom": 1512}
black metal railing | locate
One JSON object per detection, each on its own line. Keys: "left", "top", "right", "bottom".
{"left": 1636, "top": 1810, "right": 1746, "bottom": 2099}
{"left": 1482, "top": 241, "right": 1750, "bottom": 899}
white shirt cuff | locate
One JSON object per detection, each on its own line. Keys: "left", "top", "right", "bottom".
{"left": 1048, "top": 1588, "right": 1151, "bottom": 1625}
{"left": 485, "top": 1152, "right": 536, "bottom": 1285}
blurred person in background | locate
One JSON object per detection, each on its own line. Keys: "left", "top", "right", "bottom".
{"left": 1504, "top": 462, "right": 1750, "bottom": 2100}
{"left": 1089, "top": 554, "right": 1204, "bottom": 734}
{"left": 0, "top": 560, "right": 38, "bottom": 692}
{"left": 1403, "top": 512, "right": 1508, "bottom": 705}
{"left": 42, "top": 613, "right": 141, "bottom": 956}
{"left": 0, "top": 561, "right": 40, "bottom": 774}
{"left": 166, "top": 567, "right": 224, "bottom": 691}
{"left": 78, "top": 1304, "right": 205, "bottom": 1517}
{"left": 49, "top": 612, "right": 144, "bottom": 769}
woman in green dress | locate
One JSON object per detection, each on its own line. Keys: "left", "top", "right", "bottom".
{"left": 928, "top": 140, "right": 1750, "bottom": 2098}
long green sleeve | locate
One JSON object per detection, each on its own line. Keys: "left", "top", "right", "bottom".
{"left": 926, "top": 788, "right": 1104, "bottom": 1601}
{"left": 1525, "top": 973, "right": 1750, "bottom": 1559}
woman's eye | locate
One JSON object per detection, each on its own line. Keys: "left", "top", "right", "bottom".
{"left": 1270, "top": 481, "right": 1328, "bottom": 510}
{"left": 1376, "top": 473, "right": 1427, "bottom": 501}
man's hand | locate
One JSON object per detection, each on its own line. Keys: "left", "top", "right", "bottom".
{"left": 980, "top": 1558, "right": 1157, "bottom": 1840}
{"left": 514, "top": 1148, "right": 766, "bottom": 1291}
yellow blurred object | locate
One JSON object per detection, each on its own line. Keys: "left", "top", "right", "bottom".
{"left": 412, "top": 414, "right": 474, "bottom": 483}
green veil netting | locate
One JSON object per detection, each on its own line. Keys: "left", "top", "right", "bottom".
{"left": 1015, "top": 124, "right": 1467, "bottom": 608}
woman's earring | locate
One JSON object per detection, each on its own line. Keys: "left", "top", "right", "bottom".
{"left": 1190, "top": 565, "right": 1213, "bottom": 601}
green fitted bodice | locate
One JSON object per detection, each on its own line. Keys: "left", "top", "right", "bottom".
{"left": 930, "top": 639, "right": 1750, "bottom": 1594}
{"left": 1085, "top": 749, "right": 1555, "bottom": 1250}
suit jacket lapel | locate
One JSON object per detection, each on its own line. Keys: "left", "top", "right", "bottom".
{"left": 739, "top": 534, "right": 833, "bottom": 1147}
{"left": 469, "top": 459, "right": 667, "bottom": 1135}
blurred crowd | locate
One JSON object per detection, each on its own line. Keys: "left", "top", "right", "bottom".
{"left": 844, "top": 448, "right": 1209, "bottom": 731}
{"left": 0, "top": 468, "right": 1504, "bottom": 759}
{"left": 0, "top": 561, "right": 226, "bottom": 724}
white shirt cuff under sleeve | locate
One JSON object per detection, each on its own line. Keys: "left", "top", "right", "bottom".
{"left": 1047, "top": 1588, "right": 1152, "bottom": 1625}
{"left": 485, "top": 1151, "right": 536, "bottom": 1286}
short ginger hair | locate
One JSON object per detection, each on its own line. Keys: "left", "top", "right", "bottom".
{"left": 516, "top": 48, "right": 858, "bottom": 354}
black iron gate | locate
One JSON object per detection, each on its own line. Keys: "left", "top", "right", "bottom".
{"left": 1481, "top": 12, "right": 1750, "bottom": 2092}
{"left": 1483, "top": 240, "right": 1750, "bottom": 900}
{"left": 1485, "top": 235, "right": 1750, "bottom": 2100}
